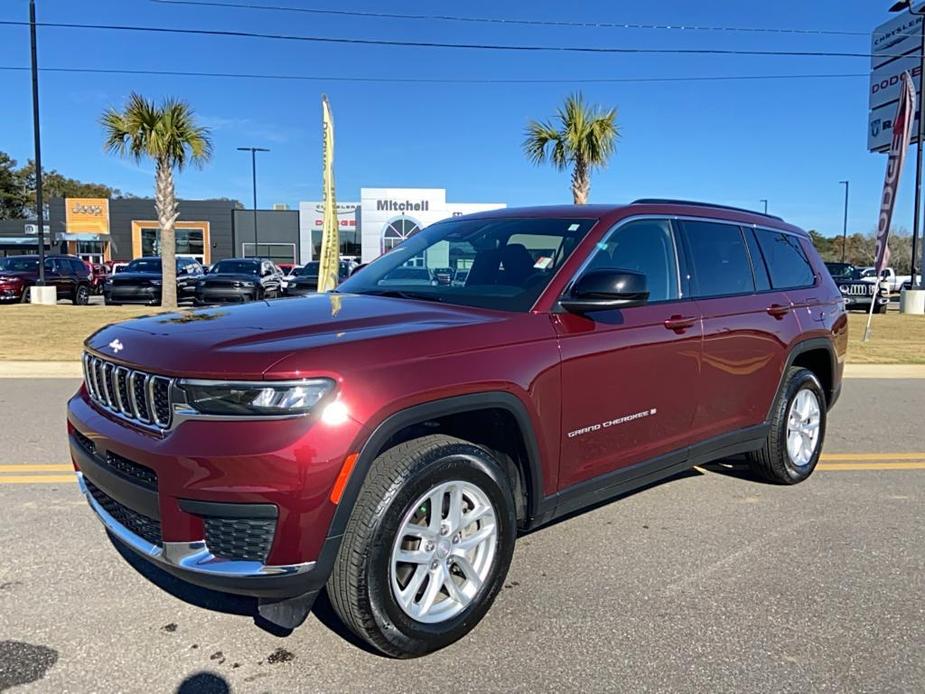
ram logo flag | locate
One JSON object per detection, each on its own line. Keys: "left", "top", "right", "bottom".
{"left": 317, "top": 95, "right": 340, "bottom": 294}
{"left": 865, "top": 70, "right": 915, "bottom": 341}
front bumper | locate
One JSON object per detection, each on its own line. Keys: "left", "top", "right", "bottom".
{"left": 194, "top": 287, "right": 258, "bottom": 304}
{"left": 106, "top": 285, "right": 161, "bottom": 304}
{"left": 68, "top": 388, "right": 361, "bottom": 600}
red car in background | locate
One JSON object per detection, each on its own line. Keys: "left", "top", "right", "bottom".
{"left": 0, "top": 254, "right": 92, "bottom": 304}
{"left": 68, "top": 200, "right": 846, "bottom": 656}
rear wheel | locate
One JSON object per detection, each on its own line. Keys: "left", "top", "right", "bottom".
{"left": 73, "top": 284, "right": 90, "bottom": 305}
{"left": 748, "top": 367, "right": 826, "bottom": 484}
{"left": 328, "top": 434, "right": 516, "bottom": 658}
{"left": 20, "top": 287, "right": 30, "bottom": 303}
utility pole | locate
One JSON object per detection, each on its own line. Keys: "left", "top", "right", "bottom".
{"left": 237, "top": 147, "right": 269, "bottom": 257}
{"left": 29, "top": 0, "right": 45, "bottom": 285}
{"left": 760, "top": 199, "right": 768, "bottom": 214}
{"left": 840, "top": 180, "right": 849, "bottom": 263}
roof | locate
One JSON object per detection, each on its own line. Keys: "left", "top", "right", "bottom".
{"left": 458, "top": 200, "right": 805, "bottom": 236}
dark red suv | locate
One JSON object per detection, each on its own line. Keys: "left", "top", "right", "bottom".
{"left": 67, "top": 201, "right": 846, "bottom": 657}
{"left": 0, "top": 254, "right": 92, "bottom": 304}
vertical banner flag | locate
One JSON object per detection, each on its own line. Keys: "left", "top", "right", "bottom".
{"left": 317, "top": 95, "right": 340, "bottom": 293}
{"left": 865, "top": 70, "right": 915, "bottom": 341}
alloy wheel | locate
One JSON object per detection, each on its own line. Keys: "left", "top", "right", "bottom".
{"left": 786, "top": 388, "right": 821, "bottom": 467}
{"left": 390, "top": 480, "right": 498, "bottom": 624}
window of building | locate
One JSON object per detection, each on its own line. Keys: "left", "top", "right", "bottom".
{"left": 241, "top": 242, "right": 296, "bottom": 264}
{"left": 582, "top": 219, "right": 679, "bottom": 303}
{"left": 138, "top": 226, "right": 207, "bottom": 263}
{"left": 382, "top": 218, "right": 422, "bottom": 254}
{"left": 681, "top": 221, "right": 755, "bottom": 298}
{"left": 754, "top": 229, "right": 816, "bottom": 289}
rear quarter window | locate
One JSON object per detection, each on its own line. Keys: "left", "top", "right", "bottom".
{"left": 681, "top": 220, "right": 755, "bottom": 298}
{"left": 755, "top": 229, "right": 815, "bottom": 289}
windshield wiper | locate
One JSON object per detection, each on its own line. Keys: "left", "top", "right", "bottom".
{"left": 356, "top": 289, "right": 444, "bottom": 303}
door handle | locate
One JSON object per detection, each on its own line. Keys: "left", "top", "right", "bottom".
{"left": 767, "top": 303, "right": 791, "bottom": 319}
{"left": 664, "top": 315, "right": 697, "bottom": 332}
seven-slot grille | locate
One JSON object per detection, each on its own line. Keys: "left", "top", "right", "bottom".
{"left": 840, "top": 283, "right": 873, "bottom": 296}
{"left": 83, "top": 353, "right": 173, "bottom": 429}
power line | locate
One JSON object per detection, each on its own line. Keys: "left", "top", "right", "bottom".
{"left": 149, "top": 0, "right": 872, "bottom": 38}
{"left": 0, "top": 20, "right": 912, "bottom": 59}
{"left": 0, "top": 65, "right": 869, "bottom": 85}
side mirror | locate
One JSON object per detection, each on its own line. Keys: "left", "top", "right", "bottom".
{"left": 560, "top": 269, "right": 649, "bottom": 314}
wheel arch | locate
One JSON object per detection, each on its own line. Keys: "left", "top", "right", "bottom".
{"left": 328, "top": 392, "right": 546, "bottom": 542}
{"left": 774, "top": 338, "right": 838, "bottom": 413}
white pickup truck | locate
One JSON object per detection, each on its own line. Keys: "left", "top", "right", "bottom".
{"left": 859, "top": 267, "right": 920, "bottom": 293}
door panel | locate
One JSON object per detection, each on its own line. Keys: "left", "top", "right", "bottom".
{"left": 553, "top": 217, "right": 701, "bottom": 490}
{"left": 554, "top": 306, "right": 702, "bottom": 489}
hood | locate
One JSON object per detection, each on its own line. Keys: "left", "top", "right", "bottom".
{"left": 0, "top": 271, "right": 30, "bottom": 283}
{"left": 111, "top": 271, "right": 162, "bottom": 283}
{"left": 84, "top": 292, "right": 509, "bottom": 379}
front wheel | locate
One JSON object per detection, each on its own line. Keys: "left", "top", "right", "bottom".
{"left": 748, "top": 367, "right": 826, "bottom": 484}
{"left": 328, "top": 434, "right": 516, "bottom": 658}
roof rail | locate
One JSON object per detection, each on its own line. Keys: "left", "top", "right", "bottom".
{"left": 630, "top": 198, "right": 783, "bottom": 221}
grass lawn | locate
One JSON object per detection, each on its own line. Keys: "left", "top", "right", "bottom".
{"left": 0, "top": 302, "right": 923, "bottom": 363}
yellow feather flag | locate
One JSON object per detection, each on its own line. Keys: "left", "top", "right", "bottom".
{"left": 317, "top": 95, "right": 340, "bottom": 293}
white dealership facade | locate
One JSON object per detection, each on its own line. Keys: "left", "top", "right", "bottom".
{"left": 298, "top": 187, "right": 505, "bottom": 264}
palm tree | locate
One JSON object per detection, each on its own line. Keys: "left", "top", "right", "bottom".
{"left": 101, "top": 93, "right": 212, "bottom": 307}
{"left": 523, "top": 93, "right": 619, "bottom": 205}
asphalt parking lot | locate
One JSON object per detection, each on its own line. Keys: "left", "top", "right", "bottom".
{"left": 1, "top": 378, "right": 923, "bottom": 692}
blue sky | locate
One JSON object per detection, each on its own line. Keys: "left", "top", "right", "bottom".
{"left": 0, "top": 0, "right": 913, "bottom": 236}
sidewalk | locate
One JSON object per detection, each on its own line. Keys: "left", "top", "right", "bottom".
{"left": 1, "top": 361, "right": 924, "bottom": 379}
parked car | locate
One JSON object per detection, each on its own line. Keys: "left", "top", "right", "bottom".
{"left": 70, "top": 200, "right": 845, "bottom": 657}
{"left": 276, "top": 262, "right": 296, "bottom": 275}
{"left": 284, "top": 260, "right": 351, "bottom": 296}
{"left": 0, "top": 254, "right": 92, "bottom": 304}
{"left": 104, "top": 256, "right": 204, "bottom": 306}
{"left": 825, "top": 262, "right": 889, "bottom": 313}
{"left": 110, "top": 262, "right": 129, "bottom": 274}
{"left": 87, "top": 262, "right": 110, "bottom": 295}
{"left": 193, "top": 258, "right": 282, "bottom": 305}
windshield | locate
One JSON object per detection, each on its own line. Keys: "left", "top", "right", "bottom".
{"left": 0, "top": 257, "right": 39, "bottom": 272}
{"left": 125, "top": 258, "right": 162, "bottom": 273}
{"left": 338, "top": 217, "right": 597, "bottom": 311}
{"left": 211, "top": 260, "right": 260, "bottom": 275}
{"left": 824, "top": 263, "right": 860, "bottom": 280}
{"left": 294, "top": 262, "right": 320, "bottom": 277}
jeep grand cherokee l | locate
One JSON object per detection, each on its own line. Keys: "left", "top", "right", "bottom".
{"left": 68, "top": 200, "right": 846, "bottom": 657}
{"left": 0, "top": 254, "right": 92, "bottom": 304}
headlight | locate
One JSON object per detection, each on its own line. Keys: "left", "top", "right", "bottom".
{"left": 176, "top": 379, "right": 334, "bottom": 416}
{"left": 150, "top": 279, "right": 163, "bottom": 286}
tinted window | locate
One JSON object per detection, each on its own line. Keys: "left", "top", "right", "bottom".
{"left": 682, "top": 221, "right": 754, "bottom": 298}
{"left": 755, "top": 229, "right": 815, "bottom": 289}
{"left": 0, "top": 257, "right": 38, "bottom": 272}
{"left": 212, "top": 260, "right": 260, "bottom": 275}
{"left": 68, "top": 259, "right": 85, "bottom": 275}
{"left": 582, "top": 219, "right": 679, "bottom": 302}
{"left": 126, "top": 258, "right": 162, "bottom": 273}
{"left": 744, "top": 228, "right": 771, "bottom": 291}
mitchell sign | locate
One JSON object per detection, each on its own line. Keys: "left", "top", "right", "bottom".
{"left": 376, "top": 199, "right": 431, "bottom": 212}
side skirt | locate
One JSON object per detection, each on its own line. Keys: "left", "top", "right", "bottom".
{"left": 532, "top": 423, "right": 769, "bottom": 528}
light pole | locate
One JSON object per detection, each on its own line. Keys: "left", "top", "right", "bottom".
{"left": 237, "top": 147, "right": 269, "bottom": 257}
{"left": 890, "top": 0, "right": 924, "bottom": 287}
{"left": 29, "top": 0, "right": 45, "bottom": 285}
{"left": 839, "top": 180, "right": 849, "bottom": 263}
{"left": 760, "top": 199, "right": 768, "bottom": 214}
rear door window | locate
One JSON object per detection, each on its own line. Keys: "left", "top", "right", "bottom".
{"left": 754, "top": 229, "right": 816, "bottom": 289}
{"left": 680, "top": 221, "right": 755, "bottom": 298}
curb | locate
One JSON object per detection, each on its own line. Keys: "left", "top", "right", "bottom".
{"left": 1, "top": 361, "right": 925, "bottom": 379}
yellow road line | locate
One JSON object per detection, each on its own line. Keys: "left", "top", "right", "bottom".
{"left": 817, "top": 462, "right": 925, "bottom": 471}
{"left": 0, "top": 475, "right": 76, "bottom": 484}
{"left": 820, "top": 453, "right": 925, "bottom": 461}
{"left": 0, "top": 464, "right": 73, "bottom": 473}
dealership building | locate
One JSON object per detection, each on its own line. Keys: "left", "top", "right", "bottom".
{"left": 0, "top": 187, "right": 504, "bottom": 265}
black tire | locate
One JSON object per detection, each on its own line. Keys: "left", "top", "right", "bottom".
{"left": 327, "top": 434, "right": 516, "bottom": 658}
{"left": 20, "top": 287, "right": 31, "bottom": 303}
{"left": 748, "top": 367, "right": 826, "bottom": 484}
{"left": 104, "top": 296, "right": 119, "bottom": 306}
{"left": 73, "top": 284, "right": 90, "bottom": 305}
{"left": 875, "top": 302, "right": 888, "bottom": 314}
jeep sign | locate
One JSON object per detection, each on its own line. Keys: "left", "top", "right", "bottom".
{"left": 869, "top": 11, "right": 924, "bottom": 153}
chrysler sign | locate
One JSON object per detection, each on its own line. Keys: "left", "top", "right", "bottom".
{"left": 869, "top": 11, "right": 924, "bottom": 153}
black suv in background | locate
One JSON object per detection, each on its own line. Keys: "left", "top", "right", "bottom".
{"left": 104, "top": 257, "right": 204, "bottom": 306}
{"left": 0, "top": 254, "right": 92, "bottom": 304}
{"left": 193, "top": 258, "right": 283, "bottom": 304}
{"left": 284, "top": 260, "right": 350, "bottom": 296}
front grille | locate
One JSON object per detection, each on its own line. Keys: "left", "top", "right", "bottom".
{"left": 204, "top": 517, "right": 276, "bottom": 563}
{"left": 104, "top": 451, "right": 158, "bottom": 491}
{"left": 83, "top": 353, "right": 174, "bottom": 429}
{"left": 840, "top": 283, "right": 872, "bottom": 296}
{"left": 85, "top": 477, "right": 162, "bottom": 546}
